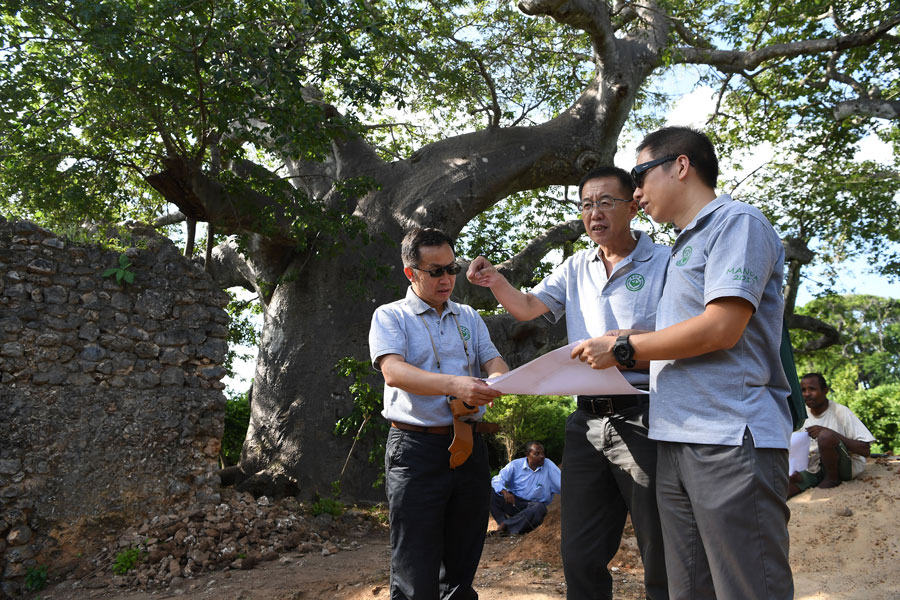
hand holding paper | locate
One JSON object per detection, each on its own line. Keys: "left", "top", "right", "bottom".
{"left": 486, "top": 342, "right": 646, "bottom": 396}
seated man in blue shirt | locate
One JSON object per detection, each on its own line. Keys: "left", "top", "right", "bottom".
{"left": 490, "top": 442, "right": 561, "bottom": 534}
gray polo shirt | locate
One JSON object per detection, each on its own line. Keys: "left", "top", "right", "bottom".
{"left": 531, "top": 231, "right": 669, "bottom": 388}
{"left": 369, "top": 287, "right": 502, "bottom": 427}
{"left": 650, "top": 194, "right": 792, "bottom": 449}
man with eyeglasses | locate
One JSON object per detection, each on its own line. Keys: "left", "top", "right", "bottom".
{"left": 467, "top": 166, "right": 669, "bottom": 600}
{"left": 572, "top": 126, "right": 793, "bottom": 599}
{"left": 369, "top": 227, "right": 509, "bottom": 600}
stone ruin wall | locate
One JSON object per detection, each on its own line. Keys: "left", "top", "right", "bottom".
{"left": 0, "top": 216, "right": 230, "bottom": 591}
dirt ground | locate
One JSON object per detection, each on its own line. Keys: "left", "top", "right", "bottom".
{"left": 38, "top": 458, "right": 900, "bottom": 600}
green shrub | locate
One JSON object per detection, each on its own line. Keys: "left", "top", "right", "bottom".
{"left": 312, "top": 481, "right": 344, "bottom": 517}
{"left": 112, "top": 547, "right": 142, "bottom": 575}
{"left": 834, "top": 384, "right": 900, "bottom": 455}
{"left": 335, "top": 357, "right": 388, "bottom": 488}
{"left": 222, "top": 391, "right": 251, "bottom": 466}
{"left": 485, "top": 394, "right": 575, "bottom": 465}
{"left": 25, "top": 564, "right": 48, "bottom": 591}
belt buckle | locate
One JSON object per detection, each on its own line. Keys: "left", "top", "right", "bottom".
{"left": 591, "top": 397, "right": 614, "bottom": 415}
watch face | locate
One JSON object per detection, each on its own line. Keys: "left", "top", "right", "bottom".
{"left": 614, "top": 344, "right": 629, "bottom": 360}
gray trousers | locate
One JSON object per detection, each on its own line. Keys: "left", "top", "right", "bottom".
{"left": 385, "top": 427, "right": 490, "bottom": 600}
{"left": 489, "top": 491, "right": 548, "bottom": 534}
{"left": 560, "top": 407, "right": 668, "bottom": 600}
{"left": 656, "top": 431, "right": 793, "bottom": 600}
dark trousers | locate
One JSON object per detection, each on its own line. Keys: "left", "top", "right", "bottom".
{"left": 656, "top": 431, "right": 793, "bottom": 600}
{"left": 385, "top": 427, "right": 490, "bottom": 600}
{"left": 560, "top": 407, "right": 668, "bottom": 600}
{"left": 489, "top": 491, "right": 548, "bottom": 534}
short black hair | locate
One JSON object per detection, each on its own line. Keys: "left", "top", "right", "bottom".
{"left": 401, "top": 227, "right": 455, "bottom": 267}
{"left": 636, "top": 126, "right": 719, "bottom": 189}
{"left": 801, "top": 372, "right": 828, "bottom": 390}
{"left": 577, "top": 166, "right": 635, "bottom": 200}
{"left": 524, "top": 441, "right": 544, "bottom": 454}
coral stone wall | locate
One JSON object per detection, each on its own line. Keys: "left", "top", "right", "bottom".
{"left": 0, "top": 216, "right": 230, "bottom": 590}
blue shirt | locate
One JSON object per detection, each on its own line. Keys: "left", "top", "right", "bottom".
{"left": 369, "top": 287, "right": 502, "bottom": 427}
{"left": 491, "top": 457, "right": 561, "bottom": 504}
{"left": 651, "top": 195, "right": 792, "bottom": 449}
{"left": 530, "top": 231, "right": 669, "bottom": 388}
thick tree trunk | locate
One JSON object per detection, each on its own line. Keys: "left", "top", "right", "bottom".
{"left": 236, "top": 230, "right": 404, "bottom": 501}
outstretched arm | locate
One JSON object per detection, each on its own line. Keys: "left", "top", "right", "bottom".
{"left": 467, "top": 256, "right": 550, "bottom": 321}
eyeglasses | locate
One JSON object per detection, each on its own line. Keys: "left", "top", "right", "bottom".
{"left": 412, "top": 262, "right": 462, "bottom": 278}
{"left": 630, "top": 155, "right": 679, "bottom": 188}
{"left": 580, "top": 196, "right": 631, "bottom": 212}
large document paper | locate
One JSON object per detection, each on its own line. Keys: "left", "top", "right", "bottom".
{"left": 788, "top": 430, "right": 810, "bottom": 475}
{"left": 485, "top": 342, "right": 647, "bottom": 396}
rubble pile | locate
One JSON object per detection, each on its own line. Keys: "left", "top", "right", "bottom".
{"left": 57, "top": 489, "right": 380, "bottom": 593}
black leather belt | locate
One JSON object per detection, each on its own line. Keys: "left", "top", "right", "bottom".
{"left": 577, "top": 394, "right": 647, "bottom": 416}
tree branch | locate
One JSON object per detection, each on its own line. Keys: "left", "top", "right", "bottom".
{"left": 834, "top": 98, "right": 900, "bottom": 121}
{"left": 154, "top": 211, "right": 187, "bottom": 227}
{"left": 786, "top": 313, "right": 840, "bottom": 353}
{"left": 674, "top": 12, "right": 900, "bottom": 72}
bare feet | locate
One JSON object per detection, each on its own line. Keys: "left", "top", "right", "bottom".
{"left": 817, "top": 478, "right": 842, "bottom": 489}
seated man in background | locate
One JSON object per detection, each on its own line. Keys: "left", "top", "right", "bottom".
{"left": 490, "top": 442, "right": 561, "bottom": 535}
{"left": 788, "top": 372, "right": 875, "bottom": 498}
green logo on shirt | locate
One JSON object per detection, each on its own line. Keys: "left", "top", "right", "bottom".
{"left": 625, "top": 273, "right": 645, "bottom": 291}
{"left": 458, "top": 325, "right": 471, "bottom": 341}
{"left": 727, "top": 266, "right": 758, "bottom": 283}
{"left": 676, "top": 246, "right": 692, "bottom": 266}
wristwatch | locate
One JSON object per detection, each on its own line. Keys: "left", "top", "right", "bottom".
{"left": 613, "top": 335, "right": 636, "bottom": 368}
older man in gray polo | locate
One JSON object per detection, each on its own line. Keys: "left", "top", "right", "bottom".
{"left": 468, "top": 165, "right": 669, "bottom": 600}
{"left": 370, "top": 227, "right": 508, "bottom": 600}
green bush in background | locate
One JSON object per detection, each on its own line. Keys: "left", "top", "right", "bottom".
{"left": 485, "top": 394, "right": 574, "bottom": 465}
{"left": 833, "top": 384, "right": 900, "bottom": 455}
{"left": 222, "top": 391, "right": 251, "bottom": 466}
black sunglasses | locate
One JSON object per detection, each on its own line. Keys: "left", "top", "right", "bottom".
{"left": 630, "top": 155, "right": 679, "bottom": 188}
{"left": 412, "top": 262, "right": 462, "bottom": 278}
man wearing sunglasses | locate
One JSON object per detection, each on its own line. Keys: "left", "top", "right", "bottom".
{"left": 369, "top": 227, "right": 509, "bottom": 600}
{"left": 467, "top": 166, "right": 670, "bottom": 600}
{"left": 572, "top": 127, "right": 793, "bottom": 600}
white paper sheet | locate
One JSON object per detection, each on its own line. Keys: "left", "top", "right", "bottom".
{"left": 485, "top": 341, "right": 647, "bottom": 396}
{"left": 788, "top": 430, "right": 810, "bottom": 475}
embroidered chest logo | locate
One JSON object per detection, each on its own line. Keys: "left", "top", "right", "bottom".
{"left": 458, "top": 325, "right": 471, "bottom": 341}
{"left": 675, "top": 246, "right": 692, "bottom": 266}
{"left": 625, "top": 273, "right": 645, "bottom": 291}
{"left": 726, "top": 266, "right": 759, "bottom": 283}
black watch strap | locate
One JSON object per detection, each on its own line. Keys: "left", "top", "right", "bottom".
{"left": 614, "top": 334, "right": 636, "bottom": 368}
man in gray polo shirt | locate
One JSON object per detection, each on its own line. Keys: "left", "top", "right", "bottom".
{"left": 369, "top": 227, "right": 508, "bottom": 600}
{"left": 468, "top": 166, "right": 669, "bottom": 600}
{"left": 573, "top": 127, "right": 793, "bottom": 599}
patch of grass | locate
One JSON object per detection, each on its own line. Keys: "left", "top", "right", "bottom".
{"left": 112, "top": 547, "right": 142, "bottom": 575}
{"left": 25, "top": 564, "right": 48, "bottom": 591}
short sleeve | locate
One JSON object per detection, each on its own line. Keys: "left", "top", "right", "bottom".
{"left": 369, "top": 307, "right": 408, "bottom": 370}
{"left": 531, "top": 258, "right": 570, "bottom": 324}
{"left": 704, "top": 214, "right": 778, "bottom": 310}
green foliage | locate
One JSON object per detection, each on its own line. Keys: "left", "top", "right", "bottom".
{"left": 485, "top": 395, "right": 575, "bottom": 465}
{"left": 335, "top": 356, "right": 388, "bottom": 488}
{"left": 833, "top": 385, "right": 900, "bottom": 455}
{"left": 101, "top": 253, "right": 136, "bottom": 286}
{"left": 792, "top": 295, "right": 900, "bottom": 390}
{"left": 112, "top": 547, "right": 142, "bottom": 575}
{"left": 222, "top": 390, "right": 251, "bottom": 466}
{"left": 223, "top": 291, "right": 261, "bottom": 382}
{"left": 24, "top": 564, "right": 48, "bottom": 591}
{"left": 312, "top": 480, "right": 344, "bottom": 517}
{"left": 0, "top": 0, "right": 402, "bottom": 231}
